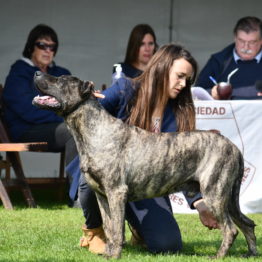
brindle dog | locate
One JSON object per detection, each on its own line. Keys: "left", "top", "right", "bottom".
{"left": 33, "top": 71, "right": 257, "bottom": 259}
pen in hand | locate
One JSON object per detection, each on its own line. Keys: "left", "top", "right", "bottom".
{"left": 209, "top": 76, "right": 217, "bottom": 85}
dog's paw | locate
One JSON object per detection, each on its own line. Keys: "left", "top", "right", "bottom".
{"left": 241, "top": 251, "right": 258, "bottom": 258}
{"left": 103, "top": 244, "right": 121, "bottom": 259}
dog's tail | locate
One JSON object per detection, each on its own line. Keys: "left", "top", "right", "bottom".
{"left": 228, "top": 153, "right": 256, "bottom": 228}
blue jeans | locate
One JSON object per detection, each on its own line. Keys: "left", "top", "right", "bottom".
{"left": 79, "top": 174, "right": 182, "bottom": 254}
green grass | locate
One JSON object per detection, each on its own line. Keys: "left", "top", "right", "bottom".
{"left": 0, "top": 189, "right": 261, "bottom": 261}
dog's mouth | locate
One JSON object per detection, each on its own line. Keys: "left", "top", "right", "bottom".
{"left": 33, "top": 94, "right": 61, "bottom": 109}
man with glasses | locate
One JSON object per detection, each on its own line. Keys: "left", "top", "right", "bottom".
{"left": 196, "top": 16, "right": 262, "bottom": 99}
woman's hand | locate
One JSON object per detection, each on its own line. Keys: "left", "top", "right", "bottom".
{"left": 93, "top": 90, "right": 105, "bottom": 99}
{"left": 193, "top": 199, "right": 220, "bottom": 230}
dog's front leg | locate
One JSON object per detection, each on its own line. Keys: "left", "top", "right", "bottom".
{"left": 97, "top": 185, "right": 128, "bottom": 259}
{"left": 95, "top": 193, "right": 113, "bottom": 255}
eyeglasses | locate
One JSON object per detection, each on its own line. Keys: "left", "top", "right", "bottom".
{"left": 35, "top": 42, "right": 57, "bottom": 52}
{"left": 236, "top": 38, "right": 260, "bottom": 47}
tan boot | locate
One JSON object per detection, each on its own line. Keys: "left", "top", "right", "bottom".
{"left": 80, "top": 225, "right": 106, "bottom": 254}
{"left": 129, "top": 224, "right": 147, "bottom": 249}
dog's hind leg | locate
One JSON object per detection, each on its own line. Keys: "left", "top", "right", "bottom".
{"left": 231, "top": 214, "right": 257, "bottom": 257}
{"left": 228, "top": 186, "right": 257, "bottom": 256}
{"left": 215, "top": 215, "right": 239, "bottom": 259}
{"left": 202, "top": 194, "right": 238, "bottom": 258}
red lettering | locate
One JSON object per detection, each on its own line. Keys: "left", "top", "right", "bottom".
{"left": 195, "top": 107, "right": 226, "bottom": 115}
{"left": 219, "top": 107, "right": 226, "bottom": 114}
{"left": 169, "top": 194, "right": 184, "bottom": 206}
{"left": 242, "top": 167, "right": 251, "bottom": 184}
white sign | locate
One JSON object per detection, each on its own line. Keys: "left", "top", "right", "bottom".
{"left": 170, "top": 100, "right": 262, "bottom": 214}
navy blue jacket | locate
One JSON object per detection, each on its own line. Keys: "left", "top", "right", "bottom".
{"left": 100, "top": 78, "right": 177, "bottom": 132}
{"left": 3, "top": 59, "right": 71, "bottom": 141}
{"left": 196, "top": 43, "right": 262, "bottom": 100}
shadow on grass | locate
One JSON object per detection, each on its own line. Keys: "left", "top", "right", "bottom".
{"left": 123, "top": 242, "right": 149, "bottom": 254}
{"left": 5, "top": 187, "right": 70, "bottom": 210}
{"left": 123, "top": 240, "right": 261, "bottom": 260}
{"left": 182, "top": 237, "right": 261, "bottom": 258}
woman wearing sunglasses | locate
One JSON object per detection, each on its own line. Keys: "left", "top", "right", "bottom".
{"left": 3, "top": 24, "right": 80, "bottom": 206}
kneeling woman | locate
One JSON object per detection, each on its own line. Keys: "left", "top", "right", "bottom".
{"left": 79, "top": 43, "right": 219, "bottom": 254}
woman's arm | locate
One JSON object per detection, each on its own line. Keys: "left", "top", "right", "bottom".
{"left": 99, "top": 78, "right": 135, "bottom": 119}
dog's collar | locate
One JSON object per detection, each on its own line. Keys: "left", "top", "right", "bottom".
{"left": 62, "top": 81, "right": 92, "bottom": 117}
{"left": 62, "top": 99, "right": 88, "bottom": 117}
{"left": 61, "top": 96, "right": 99, "bottom": 118}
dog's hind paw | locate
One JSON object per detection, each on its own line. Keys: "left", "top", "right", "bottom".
{"left": 241, "top": 251, "right": 258, "bottom": 258}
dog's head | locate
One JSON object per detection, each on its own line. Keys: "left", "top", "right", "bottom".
{"left": 33, "top": 71, "right": 95, "bottom": 116}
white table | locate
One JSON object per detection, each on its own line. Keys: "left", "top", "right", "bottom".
{"left": 170, "top": 100, "right": 262, "bottom": 214}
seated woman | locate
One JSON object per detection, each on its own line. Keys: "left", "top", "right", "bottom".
{"left": 3, "top": 24, "right": 80, "bottom": 205}
{"left": 113, "top": 24, "right": 158, "bottom": 78}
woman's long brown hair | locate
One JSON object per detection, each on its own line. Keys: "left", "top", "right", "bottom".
{"left": 128, "top": 43, "right": 197, "bottom": 132}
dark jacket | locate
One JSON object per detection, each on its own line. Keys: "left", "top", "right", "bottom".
{"left": 3, "top": 59, "right": 71, "bottom": 141}
{"left": 196, "top": 43, "right": 262, "bottom": 100}
{"left": 100, "top": 78, "right": 177, "bottom": 132}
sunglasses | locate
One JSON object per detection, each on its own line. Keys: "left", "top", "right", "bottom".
{"left": 35, "top": 42, "right": 57, "bottom": 52}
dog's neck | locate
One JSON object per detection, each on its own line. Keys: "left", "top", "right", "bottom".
{"left": 61, "top": 96, "right": 92, "bottom": 118}
{"left": 65, "top": 97, "right": 125, "bottom": 143}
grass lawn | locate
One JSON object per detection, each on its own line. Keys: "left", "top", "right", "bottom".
{"left": 0, "top": 189, "right": 261, "bottom": 262}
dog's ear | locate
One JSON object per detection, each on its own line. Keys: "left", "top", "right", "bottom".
{"left": 80, "top": 81, "right": 94, "bottom": 98}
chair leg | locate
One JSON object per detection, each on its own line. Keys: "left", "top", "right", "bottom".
{"left": 7, "top": 152, "right": 36, "bottom": 208}
{"left": 59, "top": 151, "right": 65, "bottom": 180}
{"left": 58, "top": 151, "right": 66, "bottom": 201}
{"left": 0, "top": 179, "right": 13, "bottom": 209}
